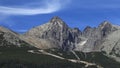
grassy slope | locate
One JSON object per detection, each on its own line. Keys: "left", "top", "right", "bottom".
{"left": 75, "top": 52, "right": 120, "bottom": 68}
{"left": 0, "top": 47, "right": 86, "bottom": 68}
{"left": 45, "top": 49, "right": 120, "bottom": 68}
{"left": 0, "top": 47, "right": 120, "bottom": 68}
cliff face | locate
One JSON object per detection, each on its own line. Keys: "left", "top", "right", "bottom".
{"left": 24, "top": 16, "right": 82, "bottom": 51}
{"left": 81, "top": 21, "right": 118, "bottom": 52}
{"left": 24, "top": 17, "right": 120, "bottom": 52}
{"left": 101, "top": 29, "right": 120, "bottom": 62}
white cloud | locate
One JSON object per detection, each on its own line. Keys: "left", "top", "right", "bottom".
{"left": 0, "top": 0, "right": 70, "bottom": 15}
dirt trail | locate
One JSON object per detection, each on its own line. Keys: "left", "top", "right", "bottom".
{"left": 28, "top": 50, "right": 103, "bottom": 68}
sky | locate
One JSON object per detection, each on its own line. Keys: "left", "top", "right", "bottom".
{"left": 0, "top": 0, "right": 120, "bottom": 33}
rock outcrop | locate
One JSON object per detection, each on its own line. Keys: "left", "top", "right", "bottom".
{"left": 23, "top": 17, "right": 120, "bottom": 53}
{"left": 24, "top": 16, "right": 82, "bottom": 51}
{"left": 80, "top": 21, "right": 119, "bottom": 52}
{"left": 101, "top": 30, "right": 120, "bottom": 62}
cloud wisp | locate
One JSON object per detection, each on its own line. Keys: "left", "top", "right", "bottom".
{"left": 0, "top": 0, "right": 70, "bottom": 15}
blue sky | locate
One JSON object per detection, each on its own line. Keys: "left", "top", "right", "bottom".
{"left": 0, "top": 0, "right": 120, "bottom": 33}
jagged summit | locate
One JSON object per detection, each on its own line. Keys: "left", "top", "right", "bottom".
{"left": 100, "top": 21, "right": 120, "bottom": 30}
{"left": 98, "top": 21, "right": 112, "bottom": 29}
{"left": 98, "top": 21, "right": 119, "bottom": 37}
{"left": 49, "top": 16, "right": 68, "bottom": 27}
{"left": 83, "top": 26, "right": 92, "bottom": 32}
{"left": 50, "top": 16, "right": 62, "bottom": 22}
{"left": 24, "top": 16, "right": 81, "bottom": 51}
{"left": 100, "top": 20, "right": 111, "bottom": 24}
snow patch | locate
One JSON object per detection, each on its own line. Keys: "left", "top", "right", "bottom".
{"left": 79, "top": 40, "right": 87, "bottom": 46}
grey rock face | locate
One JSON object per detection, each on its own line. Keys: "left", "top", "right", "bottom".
{"left": 19, "top": 16, "right": 120, "bottom": 58}
{"left": 25, "top": 16, "right": 82, "bottom": 51}
{"left": 81, "top": 21, "right": 119, "bottom": 52}
{"left": 112, "top": 41, "right": 120, "bottom": 57}
{"left": 101, "top": 29, "right": 120, "bottom": 54}
{"left": 0, "top": 26, "right": 28, "bottom": 47}
{"left": 82, "top": 28, "right": 102, "bottom": 52}
{"left": 24, "top": 17, "right": 120, "bottom": 52}
{"left": 99, "top": 21, "right": 117, "bottom": 37}
{"left": 100, "top": 29, "right": 120, "bottom": 62}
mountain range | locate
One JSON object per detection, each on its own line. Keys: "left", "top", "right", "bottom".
{"left": 0, "top": 16, "right": 120, "bottom": 64}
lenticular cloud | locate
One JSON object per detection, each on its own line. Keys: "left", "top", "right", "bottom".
{"left": 0, "top": 0, "right": 70, "bottom": 15}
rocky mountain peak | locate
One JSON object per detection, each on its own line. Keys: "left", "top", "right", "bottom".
{"left": 82, "top": 26, "right": 93, "bottom": 37}
{"left": 50, "top": 16, "right": 67, "bottom": 27}
{"left": 24, "top": 16, "right": 81, "bottom": 51}
{"left": 98, "top": 21, "right": 119, "bottom": 37}
{"left": 72, "top": 28, "right": 81, "bottom": 33}
{"left": 83, "top": 26, "right": 92, "bottom": 32}
{"left": 99, "top": 21, "right": 112, "bottom": 29}
{"left": 50, "top": 16, "right": 62, "bottom": 22}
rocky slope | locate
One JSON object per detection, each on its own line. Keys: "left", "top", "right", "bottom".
{"left": 24, "top": 17, "right": 120, "bottom": 53}
{"left": 24, "top": 16, "right": 82, "bottom": 51}
{"left": 81, "top": 21, "right": 119, "bottom": 52}
{"left": 101, "top": 29, "right": 120, "bottom": 62}
{"left": 0, "top": 26, "right": 29, "bottom": 47}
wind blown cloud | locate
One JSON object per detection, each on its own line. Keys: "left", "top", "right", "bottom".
{"left": 0, "top": 0, "right": 70, "bottom": 15}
